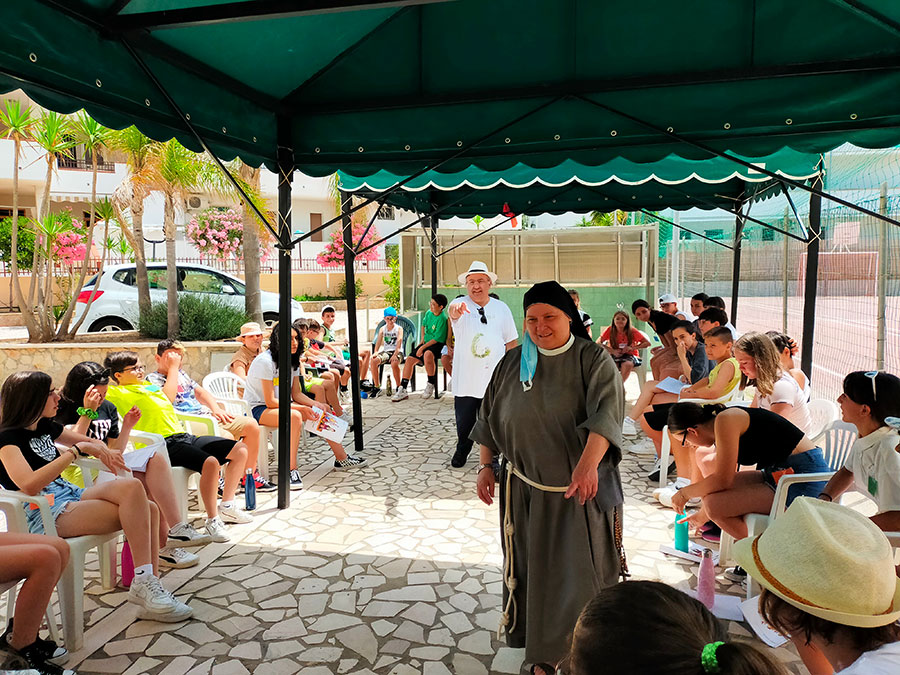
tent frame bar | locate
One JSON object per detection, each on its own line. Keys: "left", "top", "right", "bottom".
{"left": 290, "top": 96, "right": 564, "bottom": 248}
{"left": 780, "top": 179, "right": 812, "bottom": 240}
{"left": 350, "top": 198, "right": 383, "bottom": 254}
{"left": 577, "top": 96, "right": 900, "bottom": 231}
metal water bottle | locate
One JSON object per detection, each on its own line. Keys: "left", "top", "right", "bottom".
{"left": 244, "top": 469, "right": 256, "bottom": 511}
{"left": 697, "top": 547, "right": 716, "bottom": 609}
{"left": 385, "top": 376, "right": 392, "bottom": 396}
{"left": 674, "top": 512, "right": 689, "bottom": 553}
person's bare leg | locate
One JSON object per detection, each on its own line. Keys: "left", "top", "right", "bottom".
{"left": 401, "top": 356, "right": 417, "bottom": 381}
{"left": 626, "top": 380, "right": 661, "bottom": 420}
{"left": 260, "top": 407, "right": 302, "bottom": 470}
{"left": 147, "top": 501, "right": 160, "bottom": 575}
{"left": 702, "top": 472, "right": 772, "bottom": 540}
{"left": 670, "top": 432, "right": 696, "bottom": 480}
{"left": 390, "top": 355, "right": 402, "bottom": 384}
{"left": 369, "top": 358, "right": 381, "bottom": 388}
{"left": 327, "top": 440, "right": 348, "bottom": 462}
{"left": 424, "top": 350, "right": 436, "bottom": 377}
{"left": 620, "top": 360, "right": 634, "bottom": 382}
{"left": 238, "top": 419, "right": 260, "bottom": 472}
{"left": 0, "top": 537, "right": 65, "bottom": 650}
{"left": 221, "top": 443, "right": 248, "bottom": 503}
{"left": 640, "top": 416, "right": 664, "bottom": 457}
{"left": 197, "top": 455, "right": 221, "bottom": 519}
{"left": 441, "top": 354, "right": 452, "bottom": 377}
{"left": 359, "top": 351, "right": 371, "bottom": 379}
{"left": 57, "top": 478, "right": 154, "bottom": 566}
{"left": 134, "top": 452, "right": 181, "bottom": 546}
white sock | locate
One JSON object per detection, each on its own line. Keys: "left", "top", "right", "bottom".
{"left": 133, "top": 564, "right": 154, "bottom": 578}
{"left": 220, "top": 501, "right": 233, "bottom": 510}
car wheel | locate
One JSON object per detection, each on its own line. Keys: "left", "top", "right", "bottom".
{"left": 263, "top": 312, "right": 279, "bottom": 328}
{"left": 89, "top": 317, "right": 133, "bottom": 332}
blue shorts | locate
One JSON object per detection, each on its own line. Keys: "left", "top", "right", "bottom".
{"left": 25, "top": 477, "right": 85, "bottom": 535}
{"left": 252, "top": 405, "right": 268, "bottom": 423}
{"left": 762, "top": 447, "right": 830, "bottom": 508}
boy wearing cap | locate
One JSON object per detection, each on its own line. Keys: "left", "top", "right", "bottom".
{"left": 230, "top": 322, "right": 265, "bottom": 379}
{"left": 735, "top": 497, "right": 900, "bottom": 674}
{"left": 447, "top": 261, "right": 517, "bottom": 468}
{"left": 368, "top": 307, "right": 404, "bottom": 396}
{"left": 659, "top": 293, "right": 693, "bottom": 322}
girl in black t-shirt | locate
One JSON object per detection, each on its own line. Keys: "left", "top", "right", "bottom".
{"left": 0, "top": 371, "right": 192, "bottom": 623}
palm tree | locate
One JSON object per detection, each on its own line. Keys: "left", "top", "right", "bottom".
{"left": 29, "top": 111, "right": 75, "bottom": 339}
{"left": 108, "top": 126, "right": 157, "bottom": 321}
{"left": 57, "top": 112, "right": 112, "bottom": 337}
{"left": 238, "top": 160, "right": 264, "bottom": 324}
{"left": 0, "top": 99, "right": 39, "bottom": 339}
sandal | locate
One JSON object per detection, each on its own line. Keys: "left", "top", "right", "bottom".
{"left": 531, "top": 664, "right": 557, "bottom": 675}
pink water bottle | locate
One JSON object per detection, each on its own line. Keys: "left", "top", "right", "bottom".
{"left": 697, "top": 547, "right": 716, "bottom": 610}
{"left": 121, "top": 540, "right": 134, "bottom": 588}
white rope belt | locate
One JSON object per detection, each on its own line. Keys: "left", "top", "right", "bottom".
{"left": 499, "top": 464, "right": 568, "bottom": 639}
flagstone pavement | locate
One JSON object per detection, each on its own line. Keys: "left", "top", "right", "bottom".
{"left": 64, "top": 385, "right": 811, "bottom": 675}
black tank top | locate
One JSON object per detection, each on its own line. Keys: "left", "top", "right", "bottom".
{"left": 736, "top": 407, "right": 805, "bottom": 468}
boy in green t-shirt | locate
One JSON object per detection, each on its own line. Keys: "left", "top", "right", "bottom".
{"left": 392, "top": 294, "right": 449, "bottom": 401}
{"left": 104, "top": 350, "right": 251, "bottom": 544}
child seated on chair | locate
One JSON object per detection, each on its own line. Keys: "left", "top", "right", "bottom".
{"left": 368, "top": 307, "right": 404, "bottom": 396}
{"left": 392, "top": 293, "right": 448, "bottom": 402}
{"left": 55, "top": 361, "right": 211, "bottom": 568}
{"left": 293, "top": 319, "right": 347, "bottom": 418}
{"left": 820, "top": 371, "right": 900, "bottom": 534}
{"left": 104, "top": 351, "right": 252, "bottom": 544}
{"left": 0, "top": 371, "right": 192, "bottom": 625}
{"left": 598, "top": 309, "right": 651, "bottom": 382}
{"left": 147, "top": 340, "right": 274, "bottom": 495}
{"left": 229, "top": 322, "right": 265, "bottom": 379}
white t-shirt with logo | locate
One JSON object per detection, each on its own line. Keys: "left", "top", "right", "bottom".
{"left": 244, "top": 350, "right": 300, "bottom": 409}
{"left": 450, "top": 296, "right": 518, "bottom": 398}
{"left": 758, "top": 372, "right": 812, "bottom": 434}
{"left": 843, "top": 426, "right": 900, "bottom": 514}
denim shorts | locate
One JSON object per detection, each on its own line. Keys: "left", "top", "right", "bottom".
{"left": 252, "top": 405, "right": 268, "bottom": 423}
{"left": 24, "top": 477, "right": 85, "bottom": 535}
{"left": 762, "top": 447, "right": 830, "bottom": 508}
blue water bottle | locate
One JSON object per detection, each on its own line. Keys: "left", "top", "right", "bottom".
{"left": 244, "top": 469, "right": 256, "bottom": 511}
{"left": 674, "top": 512, "right": 689, "bottom": 553}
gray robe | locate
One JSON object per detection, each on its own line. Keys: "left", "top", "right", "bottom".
{"left": 470, "top": 336, "right": 626, "bottom": 664}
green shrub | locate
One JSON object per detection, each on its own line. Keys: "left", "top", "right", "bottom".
{"left": 293, "top": 292, "right": 340, "bottom": 302}
{"left": 383, "top": 258, "right": 400, "bottom": 308}
{"left": 139, "top": 295, "right": 250, "bottom": 340}
{"left": 0, "top": 216, "right": 36, "bottom": 266}
{"left": 337, "top": 278, "right": 363, "bottom": 299}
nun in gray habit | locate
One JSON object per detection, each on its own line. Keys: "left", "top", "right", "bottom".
{"left": 471, "top": 280, "right": 627, "bottom": 673}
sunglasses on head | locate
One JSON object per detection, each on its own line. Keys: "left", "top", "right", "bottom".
{"left": 864, "top": 370, "right": 879, "bottom": 403}
{"left": 477, "top": 306, "right": 487, "bottom": 325}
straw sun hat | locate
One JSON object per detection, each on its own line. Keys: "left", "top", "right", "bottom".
{"left": 734, "top": 497, "right": 900, "bottom": 628}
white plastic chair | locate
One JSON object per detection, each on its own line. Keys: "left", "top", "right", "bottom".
{"left": 807, "top": 398, "right": 839, "bottom": 443}
{"left": 0, "top": 457, "right": 120, "bottom": 651}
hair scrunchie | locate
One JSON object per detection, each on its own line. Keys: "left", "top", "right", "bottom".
{"left": 701, "top": 641, "right": 724, "bottom": 674}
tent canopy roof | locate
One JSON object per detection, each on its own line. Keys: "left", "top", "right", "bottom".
{"left": 338, "top": 149, "right": 822, "bottom": 217}
{"left": 3, "top": 1, "right": 900, "bottom": 176}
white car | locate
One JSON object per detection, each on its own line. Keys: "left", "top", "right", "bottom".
{"left": 73, "top": 262, "right": 304, "bottom": 332}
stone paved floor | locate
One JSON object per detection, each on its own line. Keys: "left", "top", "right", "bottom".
{"left": 63, "top": 383, "right": 810, "bottom": 675}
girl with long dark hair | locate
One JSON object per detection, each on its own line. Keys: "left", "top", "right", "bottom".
{"left": 243, "top": 322, "right": 365, "bottom": 490}
{"left": 0, "top": 371, "right": 192, "bottom": 624}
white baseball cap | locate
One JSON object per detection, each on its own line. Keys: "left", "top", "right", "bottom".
{"left": 658, "top": 293, "right": 677, "bottom": 304}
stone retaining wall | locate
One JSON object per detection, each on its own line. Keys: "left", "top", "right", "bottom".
{"left": 0, "top": 341, "right": 240, "bottom": 385}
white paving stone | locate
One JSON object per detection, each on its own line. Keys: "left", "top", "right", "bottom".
{"left": 336, "top": 623, "right": 379, "bottom": 663}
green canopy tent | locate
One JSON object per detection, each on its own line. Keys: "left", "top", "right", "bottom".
{"left": 339, "top": 148, "right": 822, "bottom": 329}
{"left": 4, "top": 0, "right": 900, "bottom": 503}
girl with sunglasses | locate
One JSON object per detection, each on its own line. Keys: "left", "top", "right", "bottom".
{"left": 666, "top": 402, "right": 830, "bottom": 540}
{"left": 820, "top": 370, "right": 900, "bottom": 533}
{"left": 56, "top": 362, "right": 211, "bottom": 566}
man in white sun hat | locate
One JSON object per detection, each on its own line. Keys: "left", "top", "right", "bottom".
{"left": 734, "top": 496, "right": 900, "bottom": 674}
{"left": 446, "top": 261, "right": 517, "bottom": 468}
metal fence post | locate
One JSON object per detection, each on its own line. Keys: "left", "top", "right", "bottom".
{"left": 877, "top": 182, "right": 888, "bottom": 371}
{"left": 783, "top": 208, "right": 790, "bottom": 333}
{"left": 800, "top": 175, "right": 823, "bottom": 380}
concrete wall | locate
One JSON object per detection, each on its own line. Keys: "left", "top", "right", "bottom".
{"left": 258, "top": 271, "right": 389, "bottom": 298}
{"left": 0, "top": 340, "right": 239, "bottom": 387}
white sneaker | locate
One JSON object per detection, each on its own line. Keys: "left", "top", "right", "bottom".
{"left": 128, "top": 574, "right": 193, "bottom": 622}
{"left": 622, "top": 417, "right": 638, "bottom": 438}
{"left": 159, "top": 546, "right": 199, "bottom": 569}
{"left": 422, "top": 383, "right": 435, "bottom": 398}
{"left": 651, "top": 480, "right": 678, "bottom": 500}
{"left": 218, "top": 504, "right": 252, "bottom": 525}
{"left": 205, "top": 516, "right": 230, "bottom": 543}
{"left": 166, "top": 522, "right": 212, "bottom": 547}
{"left": 657, "top": 478, "right": 699, "bottom": 508}
{"left": 391, "top": 386, "right": 408, "bottom": 402}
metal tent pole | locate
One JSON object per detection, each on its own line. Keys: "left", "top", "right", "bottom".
{"left": 800, "top": 175, "right": 823, "bottom": 380}
{"left": 340, "top": 192, "right": 365, "bottom": 454}
{"left": 430, "top": 208, "right": 438, "bottom": 297}
{"left": 276, "top": 117, "right": 294, "bottom": 509}
{"left": 731, "top": 210, "right": 745, "bottom": 326}
{"left": 877, "top": 182, "right": 888, "bottom": 370}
